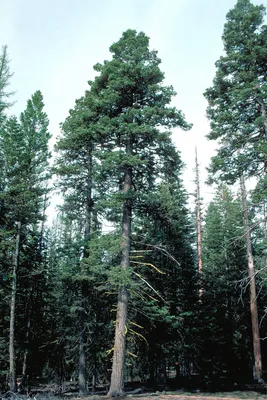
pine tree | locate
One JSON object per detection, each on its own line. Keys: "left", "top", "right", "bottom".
{"left": 204, "top": 0, "right": 267, "bottom": 382}
{"left": 194, "top": 148, "right": 203, "bottom": 296}
{"left": 0, "top": 48, "right": 14, "bottom": 387}
{"left": 204, "top": 0, "right": 267, "bottom": 186}
{"left": 88, "top": 29, "right": 191, "bottom": 396}
{"left": 55, "top": 91, "right": 101, "bottom": 394}
{"left": 200, "top": 185, "right": 251, "bottom": 386}
{"left": 0, "top": 91, "right": 51, "bottom": 391}
{"left": 0, "top": 45, "right": 14, "bottom": 121}
{"left": 131, "top": 150, "right": 197, "bottom": 385}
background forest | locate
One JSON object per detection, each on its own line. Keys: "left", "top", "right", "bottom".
{"left": 1, "top": 0, "right": 267, "bottom": 396}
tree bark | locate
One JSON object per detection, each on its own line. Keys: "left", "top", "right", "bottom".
{"left": 255, "top": 82, "right": 267, "bottom": 171}
{"left": 108, "top": 141, "right": 132, "bottom": 397}
{"left": 78, "top": 318, "right": 87, "bottom": 395}
{"left": 9, "top": 221, "right": 21, "bottom": 392}
{"left": 21, "top": 315, "right": 31, "bottom": 389}
{"left": 240, "top": 174, "right": 263, "bottom": 383}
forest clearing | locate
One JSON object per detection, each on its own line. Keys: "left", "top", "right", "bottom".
{"left": 1, "top": 0, "right": 267, "bottom": 397}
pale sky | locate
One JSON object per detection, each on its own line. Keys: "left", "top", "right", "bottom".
{"left": 1, "top": 0, "right": 266, "bottom": 212}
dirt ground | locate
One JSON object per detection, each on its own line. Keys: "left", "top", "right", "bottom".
{"left": 116, "top": 394, "right": 266, "bottom": 400}
{"left": 2, "top": 390, "right": 267, "bottom": 400}
{"left": 133, "top": 394, "right": 267, "bottom": 400}
{"left": 70, "top": 392, "right": 267, "bottom": 400}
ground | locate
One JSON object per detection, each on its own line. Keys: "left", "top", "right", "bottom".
{"left": 70, "top": 392, "right": 267, "bottom": 400}
{"left": 2, "top": 391, "right": 267, "bottom": 400}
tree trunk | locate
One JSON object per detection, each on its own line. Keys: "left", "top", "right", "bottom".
{"left": 195, "top": 148, "right": 203, "bottom": 296}
{"left": 79, "top": 149, "right": 93, "bottom": 395}
{"left": 240, "top": 174, "right": 263, "bottom": 383}
{"left": 255, "top": 83, "right": 267, "bottom": 171}
{"left": 78, "top": 315, "right": 87, "bottom": 395}
{"left": 21, "top": 316, "right": 31, "bottom": 389}
{"left": 108, "top": 143, "right": 132, "bottom": 397}
{"left": 9, "top": 221, "right": 21, "bottom": 392}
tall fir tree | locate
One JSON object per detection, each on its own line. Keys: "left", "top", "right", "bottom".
{"left": 204, "top": 0, "right": 267, "bottom": 187}
{"left": 200, "top": 185, "right": 252, "bottom": 386}
{"left": 87, "top": 29, "right": 191, "bottom": 396}
{"left": 54, "top": 90, "right": 102, "bottom": 394}
{"left": 204, "top": 0, "right": 267, "bottom": 382}
{"left": 0, "top": 45, "right": 14, "bottom": 122}
{"left": 0, "top": 91, "right": 51, "bottom": 391}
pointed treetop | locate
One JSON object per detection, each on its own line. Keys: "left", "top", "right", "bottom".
{"left": 223, "top": 0, "right": 266, "bottom": 52}
{"left": 0, "top": 45, "right": 14, "bottom": 115}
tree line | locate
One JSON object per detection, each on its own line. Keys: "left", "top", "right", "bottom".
{"left": 0, "top": 0, "right": 267, "bottom": 396}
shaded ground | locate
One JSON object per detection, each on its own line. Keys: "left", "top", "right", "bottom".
{"left": 69, "top": 392, "right": 267, "bottom": 400}
{"left": 2, "top": 391, "right": 267, "bottom": 400}
{"left": 129, "top": 393, "right": 267, "bottom": 400}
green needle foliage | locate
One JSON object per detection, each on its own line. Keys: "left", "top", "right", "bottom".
{"left": 204, "top": 0, "right": 267, "bottom": 188}
{"left": 0, "top": 90, "right": 51, "bottom": 388}
{"left": 200, "top": 185, "right": 251, "bottom": 387}
{"left": 0, "top": 45, "right": 14, "bottom": 122}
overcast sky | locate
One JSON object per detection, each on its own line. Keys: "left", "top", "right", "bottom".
{"left": 1, "top": 0, "right": 266, "bottom": 211}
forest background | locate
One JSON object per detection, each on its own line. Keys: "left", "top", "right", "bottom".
{"left": 1, "top": 0, "right": 267, "bottom": 397}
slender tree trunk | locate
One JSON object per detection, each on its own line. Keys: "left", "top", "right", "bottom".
{"left": 108, "top": 141, "right": 132, "bottom": 397}
{"left": 79, "top": 149, "right": 93, "bottom": 395}
{"left": 259, "top": 96, "right": 267, "bottom": 172}
{"left": 39, "top": 191, "right": 48, "bottom": 253}
{"left": 78, "top": 318, "right": 87, "bottom": 395}
{"left": 9, "top": 221, "right": 21, "bottom": 392}
{"left": 240, "top": 174, "right": 263, "bottom": 383}
{"left": 21, "top": 315, "right": 31, "bottom": 389}
{"left": 255, "top": 83, "right": 267, "bottom": 171}
{"left": 21, "top": 284, "right": 34, "bottom": 390}
{"left": 21, "top": 349, "right": 28, "bottom": 387}
{"left": 195, "top": 148, "right": 203, "bottom": 296}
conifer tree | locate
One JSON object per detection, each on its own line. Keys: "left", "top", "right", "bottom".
{"left": 131, "top": 150, "right": 197, "bottom": 384}
{"left": 0, "top": 45, "right": 14, "bottom": 121}
{"left": 88, "top": 29, "right": 191, "bottom": 396}
{"left": 55, "top": 91, "right": 101, "bottom": 394}
{"left": 200, "top": 185, "right": 251, "bottom": 385}
{"left": 204, "top": 0, "right": 267, "bottom": 382}
{"left": 0, "top": 48, "right": 14, "bottom": 385}
{"left": 195, "top": 148, "right": 203, "bottom": 296}
{"left": 204, "top": 0, "right": 267, "bottom": 186}
{"left": 0, "top": 91, "right": 51, "bottom": 390}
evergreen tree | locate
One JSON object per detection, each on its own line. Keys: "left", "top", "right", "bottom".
{"left": 55, "top": 90, "right": 102, "bottom": 394}
{"left": 0, "top": 45, "right": 14, "bottom": 121}
{"left": 200, "top": 185, "right": 251, "bottom": 386}
{"left": 204, "top": 0, "right": 267, "bottom": 187}
{"left": 0, "top": 91, "right": 51, "bottom": 390}
{"left": 204, "top": 0, "right": 267, "bottom": 382}
{"left": 130, "top": 151, "right": 197, "bottom": 386}
{"left": 88, "top": 29, "right": 191, "bottom": 396}
{"left": 0, "top": 47, "right": 14, "bottom": 387}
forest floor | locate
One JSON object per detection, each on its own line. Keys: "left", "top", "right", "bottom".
{"left": 125, "top": 393, "right": 267, "bottom": 399}
{"left": 2, "top": 390, "right": 267, "bottom": 400}
{"left": 68, "top": 392, "right": 267, "bottom": 400}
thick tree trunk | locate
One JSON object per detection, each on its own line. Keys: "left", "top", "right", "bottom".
{"left": 108, "top": 286, "right": 129, "bottom": 396}
{"left": 78, "top": 150, "right": 93, "bottom": 395}
{"left": 108, "top": 147, "right": 132, "bottom": 397}
{"left": 240, "top": 175, "right": 263, "bottom": 383}
{"left": 9, "top": 221, "right": 21, "bottom": 392}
